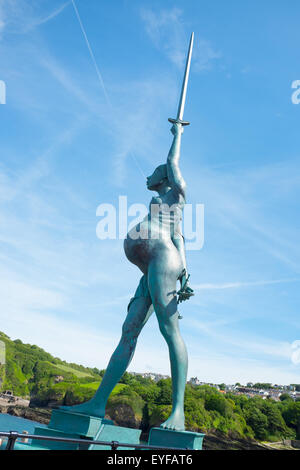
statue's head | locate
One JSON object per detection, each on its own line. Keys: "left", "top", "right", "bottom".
{"left": 146, "top": 164, "right": 169, "bottom": 191}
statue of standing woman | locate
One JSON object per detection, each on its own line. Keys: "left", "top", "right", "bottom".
{"left": 62, "top": 34, "right": 195, "bottom": 432}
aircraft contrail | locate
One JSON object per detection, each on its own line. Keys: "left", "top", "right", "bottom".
{"left": 71, "top": 0, "right": 146, "bottom": 178}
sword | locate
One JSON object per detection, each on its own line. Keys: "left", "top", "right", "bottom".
{"left": 168, "top": 32, "right": 194, "bottom": 127}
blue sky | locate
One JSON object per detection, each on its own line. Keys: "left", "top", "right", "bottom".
{"left": 0, "top": 0, "right": 300, "bottom": 384}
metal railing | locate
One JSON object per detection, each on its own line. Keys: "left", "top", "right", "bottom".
{"left": 0, "top": 431, "right": 188, "bottom": 451}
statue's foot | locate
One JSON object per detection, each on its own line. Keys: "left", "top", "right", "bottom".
{"left": 160, "top": 410, "right": 185, "bottom": 432}
{"left": 59, "top": 400, "right": 105, "bottom": 418}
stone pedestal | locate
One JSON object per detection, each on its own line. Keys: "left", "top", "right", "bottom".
{"left": 49, "top": 409, "right": 113, "bottom": 438}
{"left": 32, "top": 409, "right": 141, "bottom": 450}
{"left": 148, "top": 427, "right": 205, "bottom": 450}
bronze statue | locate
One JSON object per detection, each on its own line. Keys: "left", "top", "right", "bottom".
{"left": 62, "top": 33, "right": 195, "bottom": 432}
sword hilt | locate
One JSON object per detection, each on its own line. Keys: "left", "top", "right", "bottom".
{"left": 168, "top": 118, "right": 190, "bottom": 126}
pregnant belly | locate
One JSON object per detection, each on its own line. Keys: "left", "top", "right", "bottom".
{"left": 124, "top": 236, "right": 153, "bottom": 269}
{"left": 124, "top": 221, "right": 181, "bottom": 274}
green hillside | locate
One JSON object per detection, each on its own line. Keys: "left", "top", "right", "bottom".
{"left": 0, "top": 330, "right": 299, "bottom": 442}
{"left": 0, "top": 331, "right": 103, "bottom": 401}
{"left": 50, "top": 363, "right": 93, "bottom": 378}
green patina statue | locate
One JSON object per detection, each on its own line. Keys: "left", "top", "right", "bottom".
{"left": 62, "top": 34, "right": 195, "bottom": 432}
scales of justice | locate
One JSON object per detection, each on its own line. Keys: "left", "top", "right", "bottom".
{"left": 24, "top": 33, "right": 205, "bottom": 450}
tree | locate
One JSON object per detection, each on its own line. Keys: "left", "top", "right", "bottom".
{"left": 261, "top": 401, "right": 289, "bottom": 437}
{"left": 119, "top": 371, "right": 136, "bottom": 386}
{"left": 280, "top": 393, "right": 293, "bottom": 402}
{"left": 204, "top": 393, "right": 233, "bottom": 418}
{"left": 282, "top": 402, "right": 300, "bottom": 438}
{"left": 244, "top": 407, "right": 268, "bottom": 440}
{"left": 156, "top": 379, "right": 172, "bottom": 405}
{"left": 253, "top": 383, "right": 272, "bottom": 390}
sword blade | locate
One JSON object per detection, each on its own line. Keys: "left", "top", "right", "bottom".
{"left": 177, "top": 32, "right": 194, "bottom": 121}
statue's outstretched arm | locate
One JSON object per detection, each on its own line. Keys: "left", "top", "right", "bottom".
{"left": 167, "top": 123, "right": 186, "bottom": 197}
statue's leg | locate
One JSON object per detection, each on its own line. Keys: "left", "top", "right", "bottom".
{"left": 60, "top": 275, "right": 153, "bottom": 417}
{"left": 148, "top": 259, "right": 187, "bottom": 431}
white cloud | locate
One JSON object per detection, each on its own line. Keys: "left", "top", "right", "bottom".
{"left": 39, "top": 51, "right": 178, "bottom": 187}
{"left": 0, "top": 297, "right": 118, "bottom": 367}
{"left": 0, "top": 277, "right": 65, "bottom": 311}
{"left": 0, "top": 0, "right": 32, "bottom": 37}
{"left": 187, "top": 162, "right": 300, "bottom": 273}
{"left": 141, "top": 7, "right": 221, "bottom": 71}
{"left": 187, "top": 317, "right": 292, "bottom": 361}
{"left": 188, "top": 351, "right": 300, "bottom": 385}
{"left": 141, "top": 7, "right": 185, "bottom": 68}
{"left": 40, "top": 56, "right": 101, "bottom": 112}
{"left": 41, "top": 54, "right": 178, "bottom": 187}
{"left": 193, "top": 278, "right": 300, "bottom": 290}
{"left": 0, "top": 0, "right": 9, "bottom": 37}
{"left": 0, "top": 0, "right": 70, "bottom": 38}
{"left": 193, "top": 39, "right": 221, "bottom": 72}
{"left": 109, "top": 77, "right": 177, "bottom": 186}
{"left": 31, "top": 1, "right": 70, "bottom": 29}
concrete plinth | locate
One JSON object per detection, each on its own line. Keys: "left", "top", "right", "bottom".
{"left": 49, "top": 409, "right": 113, "bottom": 438}
{"left": 31, "top": 409, "right": 141, "bottom": 450}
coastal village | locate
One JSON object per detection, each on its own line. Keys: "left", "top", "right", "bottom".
{"left": 132, "top": 372, "right": 300, "bottom": 402}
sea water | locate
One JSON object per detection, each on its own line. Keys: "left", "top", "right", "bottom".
{"left": 0, "top": 413, "right": 46, "bottom": 447}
